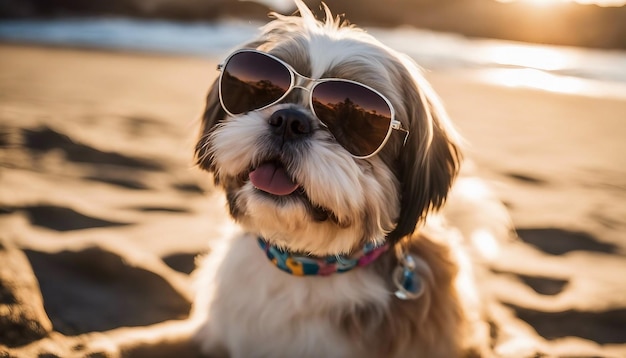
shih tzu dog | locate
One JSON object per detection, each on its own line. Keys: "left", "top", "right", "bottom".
{"left": 191, "top": 1, "right": 492, "bottom": 357}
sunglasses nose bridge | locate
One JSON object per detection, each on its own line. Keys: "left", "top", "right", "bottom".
{"left": 292, "top": 72, "right": 315, "bottom": 92}
{"left": 284, "top": 73, "right": 315, "bottom": 111}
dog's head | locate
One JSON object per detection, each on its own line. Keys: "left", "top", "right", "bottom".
{"left": 196, "top": 1, "right": 461, "bottom": 256}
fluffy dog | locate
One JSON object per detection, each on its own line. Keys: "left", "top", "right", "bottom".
{"left": 192, "top": 1, "right": 491, "bottom": 357}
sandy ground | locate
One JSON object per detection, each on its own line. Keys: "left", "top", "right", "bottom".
{"left": 0, "top": 43, "right": 625, "bottom": 357}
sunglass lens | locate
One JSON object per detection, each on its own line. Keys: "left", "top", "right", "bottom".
{"left": 312, "top": 81, "right": 392, "bottom": 157}
{"left": 220, "top": 51, "right": 291, "bottom": 114}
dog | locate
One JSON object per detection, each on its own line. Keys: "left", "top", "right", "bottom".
{"left": 191, "top": 1, "right": 496, "bottom": 357}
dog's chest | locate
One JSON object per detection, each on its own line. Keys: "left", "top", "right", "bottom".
{"left": 194, "top": 234, "right": 391, "bottom": 358}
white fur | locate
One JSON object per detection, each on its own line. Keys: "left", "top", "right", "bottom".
{"left": 192, "top": 232, "right": 391, "bottom": 358}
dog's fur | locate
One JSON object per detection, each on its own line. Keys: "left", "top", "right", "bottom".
{"left": 192, "top": 1, "right": 489, "bottom": 357}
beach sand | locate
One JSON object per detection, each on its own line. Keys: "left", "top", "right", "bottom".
{"left": 0, "top": 44, "right": 624, "bottom": 357}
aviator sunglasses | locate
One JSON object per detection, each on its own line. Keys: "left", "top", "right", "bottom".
{"left": 217, "top": 49, "right": 409, "bottom": 159}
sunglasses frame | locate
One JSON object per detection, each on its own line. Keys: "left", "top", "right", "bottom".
{"left": 217, "top": 49, "right": 409, "bottom": 159}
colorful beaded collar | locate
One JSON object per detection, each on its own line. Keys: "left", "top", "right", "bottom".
{"left": 257, "top": 237, "right": 389, "bottom": 276}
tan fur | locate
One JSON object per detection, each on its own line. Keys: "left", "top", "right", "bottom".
{"left": 336, "top": 234, "right": 469, "bottom": 357}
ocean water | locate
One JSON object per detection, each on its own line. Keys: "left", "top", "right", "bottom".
{"left": 1, "top": 18, "right": 625, "bottom": 99}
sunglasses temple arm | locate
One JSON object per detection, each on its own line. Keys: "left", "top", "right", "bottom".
{"left": 391, "top": 120, "right": 410, "bottom": 146}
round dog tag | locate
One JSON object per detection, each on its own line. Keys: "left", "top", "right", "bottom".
{"left": 392, "top": 253, "right": 424, "bottom": 300}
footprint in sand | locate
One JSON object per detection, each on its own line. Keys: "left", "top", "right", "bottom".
{"left": 22, "top": 126, "right": 163, "bottom": 170}
{"left": 2, "top": 205, "right": 130, "bottom": 232}
{"left": 505, "top": 303, "right": 626, "bottom": 345}
{"left": 24, "top": 247, "right": 191, "bottom": 335}
{"left": 162, "top": 252, "right": 201, "bottom": 275}
{"left": 84, "top": 175, "right": 151, "bottom": 190}
{"left": 517, "top": 227, "right": 619, "bottom": 255}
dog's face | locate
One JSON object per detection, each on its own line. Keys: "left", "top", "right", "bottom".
{"left": 196, "top": 2, "right": 461, "bottom": 256}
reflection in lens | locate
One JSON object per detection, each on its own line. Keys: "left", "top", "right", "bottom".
{"left": 312, "top": 81, "right": 392, "bottom": 157}
{"left": 220, "top": 51, "right": 291, "bottom": 114}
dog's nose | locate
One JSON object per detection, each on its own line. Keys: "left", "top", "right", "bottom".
{"left": 268, "top": 108, "right": 312, "bottom": 140}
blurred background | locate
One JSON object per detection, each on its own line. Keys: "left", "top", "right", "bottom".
{"left": 0, "top": 0, "right": 625, "bottom": 98}
{"left": 1, "top": 0, "right": 625, "bottom": 357}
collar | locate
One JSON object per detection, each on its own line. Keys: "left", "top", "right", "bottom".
{"left": 258, "top": 237, "right": 389, "bottom": 276}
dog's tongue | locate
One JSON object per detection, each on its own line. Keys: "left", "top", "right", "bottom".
{"left": 249, "top": 163, "right": 299, "bottom": 196}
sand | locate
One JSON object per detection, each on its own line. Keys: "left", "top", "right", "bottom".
{"left": 0, "top": 43, "right": 624, "bottom": 357}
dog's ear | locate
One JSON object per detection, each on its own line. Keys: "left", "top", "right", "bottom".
{"left": 388, "top": 61, "right": 462, "bottom": 242}
{"left": 195, "top": 77, "right": 225, "bottom": 172}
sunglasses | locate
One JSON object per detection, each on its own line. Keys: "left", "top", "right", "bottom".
{"left": 217, "top": 49, "right": 409, "bottom": 159}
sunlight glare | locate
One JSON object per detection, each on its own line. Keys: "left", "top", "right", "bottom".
{"left": 481, "top": 44, "right": 575, "bottom": 71}
{"left": 471, "top": 229, "right": 501, "bottom": 261}
{"left": 525, "top": 0, "right": 560, "bottom": 6}
{"left": 476, "top": 67, "right": 626, "bottom": 99}
{"left": 478, "top": 68, "right": 587, "bottom": 94}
